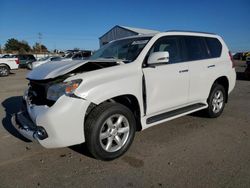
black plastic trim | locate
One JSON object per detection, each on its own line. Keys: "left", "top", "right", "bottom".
{"left": 146, "top": 103, "right": 206, "bottom": 124}
{"left": 142, "top": 74, "right": 147, "bottom": 115}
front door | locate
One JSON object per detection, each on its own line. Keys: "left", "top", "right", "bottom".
{"left": 142, "top": 36, "right": 190, "bottom": 116}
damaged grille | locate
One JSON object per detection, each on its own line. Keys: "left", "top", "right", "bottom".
{"left": 28, "top": 81, "right": 54, "bottom": 106}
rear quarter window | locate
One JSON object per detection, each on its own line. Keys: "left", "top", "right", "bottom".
{"left": 205, "top": 37, "right": 222, "bottom": 58}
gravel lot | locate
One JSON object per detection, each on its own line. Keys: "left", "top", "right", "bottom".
{"left": 0, "top": 61, "right": 249, "bottom": 188}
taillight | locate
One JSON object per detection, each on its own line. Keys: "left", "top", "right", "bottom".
{"left": 229, "top": 51, "right": 235, "bottom": 68}
{"left": 15, "top": 59, "right": 19, "bottom": 64}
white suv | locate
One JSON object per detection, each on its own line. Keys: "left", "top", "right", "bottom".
{"left": 13, "top": 31, "right": 236, "bottom": 160}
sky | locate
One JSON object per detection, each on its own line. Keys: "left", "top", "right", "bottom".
{"left": 0, "top": 0, "right": 249, "bottom": 52}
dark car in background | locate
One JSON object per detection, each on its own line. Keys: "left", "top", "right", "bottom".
{"left": 233, "top": 52, "right": 250, "bottom": 61}
{"left": 13, "top": 54, "right": 36, "bottom": 68}
{"left": 233, "top": 53, "right": 243, "bottom": 60}
{"left": 245, "top": 57, "right": 250, "bottom": 79}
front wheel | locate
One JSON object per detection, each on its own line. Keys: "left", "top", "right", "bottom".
{"left": 85, "top": 102, "right": 136, "bottom": 160}
{"left": 0, "top": 65, "right": 10, "bottom": 77}
{"left": 27, "top": 62, "right": 33, "bottom": 70}
{"left": 205, "top": 84, "right": 226, "bottom": 118}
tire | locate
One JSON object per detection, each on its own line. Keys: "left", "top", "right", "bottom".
{"left": 27, "top": 63, "right": 33, "bottom": 70}
{"left": 85, "top": 102, "right": 136, "bottom": 160}
{"left": 205, "top": 84, "right": 226, "bottom": 118}
{"left": 0, "top": 65, "right": 10, "bottom": 77}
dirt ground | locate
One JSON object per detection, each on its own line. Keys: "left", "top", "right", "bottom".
{"left": 0, "top": 61, "right": 249, "bottom": 188}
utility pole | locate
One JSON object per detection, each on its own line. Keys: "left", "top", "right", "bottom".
{"left": 38, "top": 32, "right": 42, "bottom": 54}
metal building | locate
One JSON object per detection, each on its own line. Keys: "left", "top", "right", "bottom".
{"left": 99, "top": 25, "right": 159, "bottom": 46}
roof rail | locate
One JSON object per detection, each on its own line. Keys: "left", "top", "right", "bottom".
{"left": 166, "top": 30, "right": 216, "bottom": 35}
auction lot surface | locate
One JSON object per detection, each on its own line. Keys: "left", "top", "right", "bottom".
{"left": 0, "top": 62, "right": 250, "bottom": 188}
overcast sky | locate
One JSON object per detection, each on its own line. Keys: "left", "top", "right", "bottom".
{"left": 0, "top": 0, "right": 249, "bottom": 52}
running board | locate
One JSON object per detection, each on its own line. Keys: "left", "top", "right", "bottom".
{"left": 146, "top": 103, "right": 206, "bottom": 124}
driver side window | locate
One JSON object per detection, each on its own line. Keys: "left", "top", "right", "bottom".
{"left": 149, "top": 36, "right": 183, "bottom": 64}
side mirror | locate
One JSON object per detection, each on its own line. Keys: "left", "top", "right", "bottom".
{"left": 148, "top": 51, "right": 169, "bottom": 65}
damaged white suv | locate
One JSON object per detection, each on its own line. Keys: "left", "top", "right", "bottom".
{"left": 13, "top": 31, "right": 236, "bottom": 160}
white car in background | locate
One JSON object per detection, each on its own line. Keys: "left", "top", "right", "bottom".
{"left": 61, "top": 51, "right": 92, "bottom": 61}
{"left": 28, "top": 56, "right": 62, "bottom": 69}
{"left": 0, "top": 57, "right": 19, "bottom": 76}
{"left": 0, "top": 54, "right": 13, "bottom": 58}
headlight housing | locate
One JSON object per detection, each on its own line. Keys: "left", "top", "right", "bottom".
{"left": 47, "top": 79, "right": 82, "bottom": 101}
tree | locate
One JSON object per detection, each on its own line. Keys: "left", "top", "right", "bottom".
{"left": 4, "top": 38, "right": 20, "bottom": 52}
{"left": 33, "top": 42, "right": 40, "bottom": 53}
{"left": 4, "top": 38, "right": 31, "bottom": 53}
{"left": 41, "top": 44, "right": 48, "bottom": 53}
{"left": 33, "top": 42, "right": 48, "bottom": 53}
{"left": 19, "top": 40, "right": 31, "bottom": 53}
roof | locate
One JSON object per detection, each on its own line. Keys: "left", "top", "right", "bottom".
{"left": 99, "top": 25, "right": 160, "bottom": 39}
{"left": 120, "top": 26, "right": 160, "bottom": 35}
{"left": 166, "top": 30, "right": 216, "bottom": 35}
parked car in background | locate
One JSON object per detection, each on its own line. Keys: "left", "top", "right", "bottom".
{"left": 13, "top": 31, "right": 236, "bottom": 160}
{"left": 243, "top": 52, "right": 250, "bottom": 61}
{"left": 233, "top": 52, "right": 250, "bottom": 61}
{"left": 0, "top": 54, "right": 13, "bottom": 58}
{"left": 13, "top": 54, "right": 36, "bottom": 68}
{"left": 233, "top": 52, "right": 243, "bottom": 60}
{"left": 245, "top": 56, "right": 250, "bottom": 79}
{"left": 0, "top": 57, "right": 19, "bottom": 76}
{"left": 28, "top": 56, "right": 63, "bottom": 69}
{"left": 61, "top": 51, "right": 92, "bottom": 61}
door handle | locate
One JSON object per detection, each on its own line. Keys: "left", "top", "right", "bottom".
{"left": 207, "top": 65, "right": 215, "bottom": 68}
{"left": 179, "top": 69, "right": 189, "bottom": 73}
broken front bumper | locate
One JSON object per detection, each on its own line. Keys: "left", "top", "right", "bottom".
{"left": 12, "top": 94, "right": 91, "bottom": 148}
{"left": 12, "top": 110, "right": 48, "bottom": 141}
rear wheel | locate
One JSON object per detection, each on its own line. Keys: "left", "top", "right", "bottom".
{"left": 205, "top": 84, "right": 226, "bottom": 118}
{"left": 85, "top": 102, "right": 136, "bottom": 160}
{"left": 0, "top": 65, "right": 10, "bottom": 77}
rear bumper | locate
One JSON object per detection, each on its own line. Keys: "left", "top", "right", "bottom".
{"left": 228, "top": 69, "right": 236, "bottom": 94}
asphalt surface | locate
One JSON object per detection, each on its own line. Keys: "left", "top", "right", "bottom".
{"left": 0, "top": 61, "right": 249, "bottom": 188}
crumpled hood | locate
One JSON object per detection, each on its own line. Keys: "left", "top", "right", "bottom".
{"left": 27, "top": 60, "right": 89, "bottom": 80}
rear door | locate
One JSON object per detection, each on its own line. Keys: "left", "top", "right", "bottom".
{"left": 18, "top": 55, "right": 26, "bottom": 65}
{"left": 143, "top": 36, "right": 190, "bottom": 115}
{"left": 186, "top": 36, "right": 223, "bottom": 103}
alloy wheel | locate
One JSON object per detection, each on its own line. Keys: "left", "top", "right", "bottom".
{"left": 99, "top": 114, "right": 130, "bottom": 152}
{"left": 212, "top": 90, "right": 224, "bottom": 113}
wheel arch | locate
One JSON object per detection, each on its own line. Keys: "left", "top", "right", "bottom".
{"left": 0, "top": 63, "right": 11, "bottom": 70}
{"left": 85, "top": 94, "right": 142, "bottom": 131}
{"left": 210, "top": 76, "right": 229, "bottom": 103}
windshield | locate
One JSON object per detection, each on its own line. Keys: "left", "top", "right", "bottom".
{"left": 90, "top": 37, "right": 151, "bottom": 62}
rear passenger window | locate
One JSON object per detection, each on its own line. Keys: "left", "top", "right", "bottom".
{"left": 205, "top": 37, "right": 222, "bottom": 58}
{"left": 184, "top": 36, "right": 209, "bottom": 61}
